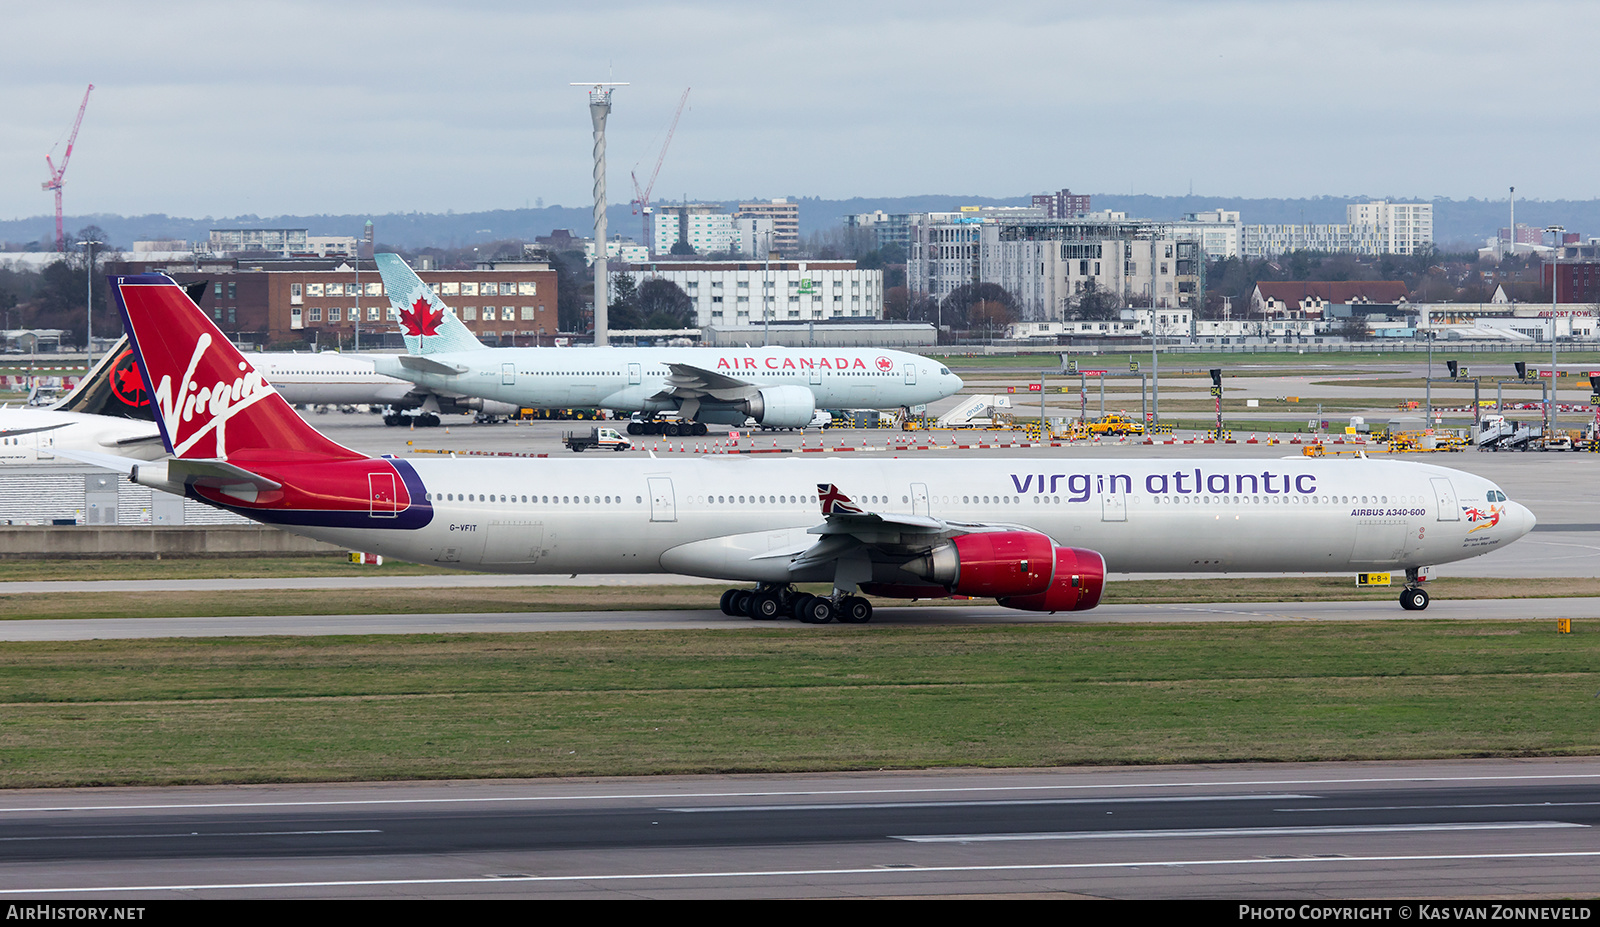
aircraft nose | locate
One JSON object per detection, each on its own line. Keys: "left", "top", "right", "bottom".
{"left": 1509, "top": 501, "right": 1537, "bottom": 540}
{"left": 946, "top": 372, "right": 965, "bottom": 396}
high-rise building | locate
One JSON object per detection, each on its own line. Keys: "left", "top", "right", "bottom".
{"left": 735, "top": 199, "right": 800, "bottom": 254}
{"left": 1030, "top": 189, "right": 1092, "bottom": 219}
{"left": 1240, "top": 201, "right": 1433, "bottom": 258}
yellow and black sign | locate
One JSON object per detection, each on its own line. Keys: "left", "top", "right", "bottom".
{"left": 1129, "top": 361, "right": 1140, "bottom": 373}
{"left": 1210, "top": 386, "right": 1222, "bottom": 397}
{"left": 1357, "top": 572, "right": 1392, "bottom": 587}
{"left": 1558, "top": 618, "right": 1572, "bottom": 634}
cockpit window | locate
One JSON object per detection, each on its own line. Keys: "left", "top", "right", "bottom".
{"left": 1488, "top": 490, "right": 1506, "bottom": 502}
{"left": 939, "top": 367, "right": 950, "bottom": 375}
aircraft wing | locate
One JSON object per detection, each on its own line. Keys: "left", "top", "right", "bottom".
{"left": 782, "top": 483, "right": 1006, "bottom": 571}
{"left": 647, "top": 362, "right": 760, "bottom": 403}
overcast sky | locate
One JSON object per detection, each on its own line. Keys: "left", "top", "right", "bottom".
{"left": 3, "top": 1, "right": 1593, "bottom": 222}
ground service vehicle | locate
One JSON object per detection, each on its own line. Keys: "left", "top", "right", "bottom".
{"left": 563, "top": 427, "right": 632, "bottom": 452}
{"left": 1087, "top": 414, "right": 1145, "bottom": 436}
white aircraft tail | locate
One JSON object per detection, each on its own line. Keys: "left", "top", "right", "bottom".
{"left": 374, "top": 253, "right": 487, "bottom": 355}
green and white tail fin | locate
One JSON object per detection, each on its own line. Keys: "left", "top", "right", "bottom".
{"left": 375, "top": 253, "right": 487, "bottom": 355}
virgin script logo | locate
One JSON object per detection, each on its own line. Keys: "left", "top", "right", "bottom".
{"left": 154, "top": 333, "right": 274, "bottom": 458}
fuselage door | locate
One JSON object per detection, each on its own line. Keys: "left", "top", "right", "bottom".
{"left": 809, "top": 368, "right": 822, "bottom": 386}
{"left": 501, "top": 362, "right": 516, "bottom": 386}
{"left": 910, "top": 482, "right": 930, "bottom": 516}
{"left": 368, "top": 471, "right": 399, "bottom": 517}
{"left": 1430, "top": 477, "right": 1460, "bottom": 521}
{"left": 628, "top": 362, "right": 642, "bottom": 385}
{"left": 648, "top": 477, "right": 677, "bottom": 523}
{"left": 1102, "top": 489, "right": 1127, "bottom": 522}
{"left": 904, "top": 363, "right": 916, "bottom": 386}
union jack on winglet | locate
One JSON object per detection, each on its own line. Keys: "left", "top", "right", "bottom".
{"left": 817, "top": 483, "right": 863, "bottom": 515}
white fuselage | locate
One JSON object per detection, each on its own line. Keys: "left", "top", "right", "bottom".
{"left": 254, "top": 353, "right": 415, "bottom": 406}
{"left": 0, "top": 409, "right": 165, "bottom": 465}
{"left": 369, "top": 346, "right": 964, "bottom": 413}
{"left": 273, "top": 455, "right": 1534, "bottom": 581}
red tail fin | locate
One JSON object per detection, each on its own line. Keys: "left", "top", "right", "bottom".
{"left": 110, "top": 274, "right": 362, "bottom": 462}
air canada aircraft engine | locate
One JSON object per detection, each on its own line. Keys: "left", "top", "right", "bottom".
{"left": 903, "top": 531, "right": 1105, "bottom": 612}
{"left": 741, "top": 384, "right": 816, "bottom": 429}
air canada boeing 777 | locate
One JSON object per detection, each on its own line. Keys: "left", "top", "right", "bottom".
{"left": 82, "top": 273, "right": 1535, "bottom": 621}
{"left": 368, "top": 254, "right": 964, "bottom": 435}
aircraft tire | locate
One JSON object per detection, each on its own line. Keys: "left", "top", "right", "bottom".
{"left": 693, "top": 422, "right": 708, "bottom": 436}
{"left": 798, "top": 596, "right": 834, "bottom": 624}
{"left": 838, "top": 596, "right": 873, "bottom": 623}
{"left": 627, "top": 422, "right": 643, "bottom": 436}
{"left": 719, "top": 589, "right": 740, "bottom": 616}
{"left": 732, "top": 590, "right": 754, "bottom": 617}
{"left": 1401, "top": 587, "right": 1430, "bottom": 611}
{"left": 750, "top": 592, "right": 782, "bottom": 620}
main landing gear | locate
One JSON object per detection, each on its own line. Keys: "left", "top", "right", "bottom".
{"left": 1399, "top": 567, "right": 1430, "bottom": 611}
{"left": 719, "top": 584, "right": 873, "bottom": 624}
{"left": 628, "top": 419, "right": 708, "bottom": 437}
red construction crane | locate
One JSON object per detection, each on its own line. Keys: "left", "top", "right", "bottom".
{"left": 631, "top": 87, "right": 689, "bottom": 257}
{"left": 42, "top": 84, "right": 94, "bottom": 252}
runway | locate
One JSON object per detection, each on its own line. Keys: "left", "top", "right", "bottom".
{"left": 0, "top": 597, "right": 1592, "bottom": 640}
{"left": 0, "top": 759, "right": 1595, "bottom": 898}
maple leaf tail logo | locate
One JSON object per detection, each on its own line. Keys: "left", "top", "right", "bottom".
{"left": 400, "top": 296, "right": 444, "bottom": 337}
{"left": 110, "top": 349, "right": 150, "bottom": 407}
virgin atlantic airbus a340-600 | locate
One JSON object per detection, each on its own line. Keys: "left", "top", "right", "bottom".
{"left": 69, "top": 273, "right": 1534, "bottom": 622}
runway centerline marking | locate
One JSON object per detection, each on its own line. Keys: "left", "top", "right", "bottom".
{"left": 0, "top": 829, "right": 380, "bottom": 842}
{"left": 890, "top": 821, "right": 1587, "bottom": 842}
{"left": 1276, "top": 801, "right": 1600, "bottom": 812}
{"left": 664, "top": 794, "right": 1317, "bottom": 812}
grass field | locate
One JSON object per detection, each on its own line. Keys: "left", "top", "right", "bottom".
{"left": 0, "top": 621, "right": 1592, "bottom": 787}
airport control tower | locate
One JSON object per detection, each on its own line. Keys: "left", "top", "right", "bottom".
{"left": 574, "top": 81, "right": 627, "bottom": 346}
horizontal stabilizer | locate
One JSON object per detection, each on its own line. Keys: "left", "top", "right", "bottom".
{"left": 397, "top": 355, "right": 468, "bottom": 376}
{"left": 0, "top": 421, "right": 72, "bottom": 439}
{"left": 103, "top": 432, "right": 165, "bottom": 447}
{"left": 167, "top": 458, "right": 282, "bottom": 492}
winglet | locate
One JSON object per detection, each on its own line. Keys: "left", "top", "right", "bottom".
{"left": 374, "top": 253, "right": 487, "bottom": 355}
{"left": 817, "top": 483, "right": 864, "bottom": 516}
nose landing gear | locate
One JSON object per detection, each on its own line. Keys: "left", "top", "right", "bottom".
{"left": 1399, "top": 567, "right": 1430, "bottom": 611}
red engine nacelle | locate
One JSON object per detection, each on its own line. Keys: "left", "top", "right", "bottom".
{"left": 997, "top": 545, "right": 1105, "bottom": 613}
{"left": 903, "top": 531, "right": 1105, "bottom": 612}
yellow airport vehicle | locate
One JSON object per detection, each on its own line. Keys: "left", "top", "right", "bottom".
{"left": 1084, "top": 413, "right": 1145, "bottom": 436}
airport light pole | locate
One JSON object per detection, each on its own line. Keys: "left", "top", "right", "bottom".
{"left": 83, "top": 239, "right": 101, "bottom": 366}
{"left": 1545, "top": 225, "right": 1564, "bottom": 436}
{"left": 572, "top": 81, "right": 627, "bottom": 346}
